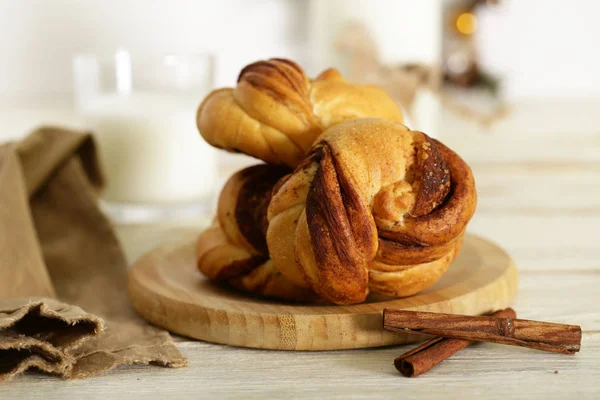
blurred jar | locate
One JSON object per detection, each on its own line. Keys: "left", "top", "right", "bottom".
{"left": 73, "top": 50, "right": 216, "bottom": 223}
{"left": 310, "top": 0, "right": 442, "bottom": 138}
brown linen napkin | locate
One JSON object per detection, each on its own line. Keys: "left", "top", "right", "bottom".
{"left": 0, "top": 126, "right": 187, "bottom": 381}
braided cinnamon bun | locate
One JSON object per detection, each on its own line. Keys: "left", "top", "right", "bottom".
{"left": 196, "top": 59, "right": 403, "bottom": 167}
{"left": 267, "top": 118, "right": 477, "bottom": 305}
{"left": 196, "top": 165, "right": 315, "bottom": 301}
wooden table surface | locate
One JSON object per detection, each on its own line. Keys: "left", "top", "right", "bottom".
{"left": 2, "top": 106, "right": 600, "bottom": 399}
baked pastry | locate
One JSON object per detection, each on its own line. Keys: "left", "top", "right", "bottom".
{"left": 267, "top": 118, "right": 476, "bottom": 305}
{"left": 196, "top": 58, "right": 403, "bottom": 168}
{"left": 196, "top": 164, "right": 315, "bottom": 301}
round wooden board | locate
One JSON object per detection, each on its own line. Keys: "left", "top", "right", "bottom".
{"left": 127, "top": 234, "right": 518, "bottom": 351}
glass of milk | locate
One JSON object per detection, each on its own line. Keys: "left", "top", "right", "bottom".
{"left": 73, "top": 50, "right": 217, "bottom": 223}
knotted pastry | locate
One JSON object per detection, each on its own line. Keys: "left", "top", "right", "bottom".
{"left": 196, "top": 58, "right": 403, "bottom": 167}
{"left": 267, "top": 118, "right": 477, "bottom": 305}
{"left": 196, "top": 164, "right": 316, "bottom": 301}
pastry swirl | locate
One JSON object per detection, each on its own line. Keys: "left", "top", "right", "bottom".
{"left": 196, "top": 58, "right": 403, "bottom": 167}
{"left": 196, "top": 164, "right": 315, "bottom": 301}
{"left": 267, "top": 119, "right": 476, "bottom": 305}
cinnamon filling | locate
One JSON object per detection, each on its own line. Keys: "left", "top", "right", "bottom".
{"left": 235, "top": 166, "right": 290, "bottom": 254}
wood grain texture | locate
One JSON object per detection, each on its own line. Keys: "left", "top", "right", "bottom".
{"left": 2, "top": 334, "right": 599, "bottom": 400}
{"left": 126, "top": 234, "right": 517, "bottom": 350}
{"left": 2, "top": 238, "right": 598, "bottom": 399}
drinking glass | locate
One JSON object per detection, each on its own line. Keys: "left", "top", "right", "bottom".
{"left": 73, "top": 50, "right": 216, "bottom": 223}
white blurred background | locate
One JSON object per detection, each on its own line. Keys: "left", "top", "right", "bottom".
{"left": 2, "top": 0, "right": 600, "bottom": 105}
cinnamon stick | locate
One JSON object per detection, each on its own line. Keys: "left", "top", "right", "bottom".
{"left": 384, "top": 309, "right": 581, "bottom": 355}
{"left": 394, "top": 308, "right": 517, "bottom": 377}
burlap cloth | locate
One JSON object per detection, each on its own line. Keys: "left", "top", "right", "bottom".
{"left": 0, "top": 127, "right": 187, "bottom": 381}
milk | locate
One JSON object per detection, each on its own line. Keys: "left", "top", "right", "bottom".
{"left": 81, "top": 92, "right": 216, "bottom": 205}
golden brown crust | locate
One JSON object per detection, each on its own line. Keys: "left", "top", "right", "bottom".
{"left": 368, "top": 236, "right": 463, "bottom": 298}
{"left": 196, "top": 222, "right": 315, "bottom": 301}
{"left": 379, "top": 140, "right": 477, "bottom": 247}
{"left": 197, "top": 58, "right": 403, "bottom": 167}
{"left": 267, "top": 119, "right": 477, "bottom": 305}
{"left": 303, "top": 145, "right": 377, "bottom": 304}
{"left": 197, "top": 165, "right": 315, "bottom": 302}
{"left": 374, "top": 235, "right": 461, "bottom": 269}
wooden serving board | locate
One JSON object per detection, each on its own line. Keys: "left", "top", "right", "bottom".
{"left": 127, "top": 234, "right": 518, "bottom": 351}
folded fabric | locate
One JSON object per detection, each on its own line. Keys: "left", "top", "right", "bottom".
{"left": 0, "top": 127, "right": 186, "bottom": 381}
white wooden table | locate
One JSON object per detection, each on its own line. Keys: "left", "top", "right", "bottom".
{"left": 2, "top": 104, "right": 600, "bottom": 398}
